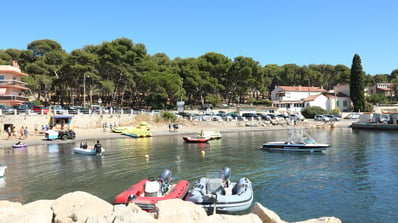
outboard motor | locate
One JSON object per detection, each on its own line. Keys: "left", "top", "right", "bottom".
{"left": 223, "top": 167, "right": 231, "bottom": 188}
{"left": 223, "top": 167, "right": 231, "bottom": 182}
{"left": 158, "top": 169, "right": 172, "bottom": 194}
{"left": 158, "top": 169, "right": 172, "bottom": 185}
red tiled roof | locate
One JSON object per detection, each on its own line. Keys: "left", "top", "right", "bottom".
{"left": 303, "top": 94, "right": 321, "bottom": 102}
{"left": 278, "top": 86, "right": 326, "bottom": 92}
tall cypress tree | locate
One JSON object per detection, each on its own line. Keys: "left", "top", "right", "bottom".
{"left": 350, "top": 54, "right": 366, "bottom": 112}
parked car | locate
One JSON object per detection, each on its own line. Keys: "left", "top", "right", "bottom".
{"left": 314, "top": 115, "right": 330, "bottom": 122}
{"left": 13, "top": 104, "right": 33, "bottom": 114}
{"left": 0, "top": 104, "right": 16, "bottom": 115}
{"left": 32, "top": 105, "right": 49, "bottom": 114}
{"left": 344, "top": 113, "right": 361, "bottom": 119}
{"left": 227, "top": 113, "right": 246, "bottom": 121}
{"left": 324, "top": 114, "right": 341, "bottom": 121}
{"left": 50, "top": 105, "right": 67, "bottom": 115}
{"left": 242, "top": 113, "right": 261, "bottom": 120}
{"left": 73, "top": 106, "right": 90, "bottom": 114}
{"left": 64, "top": 105, "right": 79, "bottom": 114}
{"left": 289, "top": 114, "right": 305, "bottom": 121}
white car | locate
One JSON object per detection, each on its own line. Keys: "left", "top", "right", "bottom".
{"left": 50, "top": 105, "right": 67, "bottom": 115}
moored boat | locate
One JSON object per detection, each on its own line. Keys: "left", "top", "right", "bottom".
{"left": 185, "top": 167, "right": 253, "bottom": 214}
{"left": 261, "top": 128, "right": 330, "bottom": 152}
{"left": 198, "top": 130, "right": 222, "bottom": 140}
{"left": 183, "top": 136, "right": 211, "bottom": 143}
{"left": 73, "top": 147, "right": 105, "bottom": 155}
{"left": 113, "top": 169, "right": 190, "bottom": 212}
{"left": 12, "top": 143, "right": 27, "bottom": 148}
{"left": 0, "top": 164, "right": 7, "bottom": 178}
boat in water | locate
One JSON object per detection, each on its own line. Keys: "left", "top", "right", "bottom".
{"left": 183, "top": 136, "right": 211, "bottom": 143}
{"left": 12, "top": 143, "right": 27, "bottom": 148}
{"left": 185, "top": 167, "right": 253, "bottom": 214}
{"left": 261, "top": 128, "right": 330, "bottom": 152}
{"left": 73, "top": 147, "right": 105, "bottom": 155}
{"left": 198, "top": 130, "right": 222, "bottom": 140}
{"left": 0, "top": 164, "right": 7, "bottom": 178}
{"left": 113, "top": 169, "right": 190, "bottom": 212}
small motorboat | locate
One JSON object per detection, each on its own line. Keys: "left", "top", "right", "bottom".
{"left": 183, "top": 136, "right": 211, "bottom": 143}
{"left": 0, "top": 164, "right": 7, "bottom": 178}
{"left": 261, "top": 128, "right": 330, "bottom": 152}
{"left": 113, "top": 169, "right": 190, "bottom": 212}
{"left": 12, "top": 143, "right": 27, "bottom": 148}
{"left": 73, "top": 147, "right": 105, "bottom": 155}
{"left": 198, "top": 130, "right": 222, "bottom": 140}
{"left": 185, "top": 167, "right": 253, "bottom": 214}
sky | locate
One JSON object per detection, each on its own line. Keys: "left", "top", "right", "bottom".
{"left": 1, "top": 0, "right": 397, "bottom": 75}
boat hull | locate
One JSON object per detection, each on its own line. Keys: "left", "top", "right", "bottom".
{"left": 113, "top": 179, "right": 190, "bottom": 211}
{"left": 12, "top": 144, "right": 27, "bottom": 148}
{"left": 262, "top": 142, "right": 330, "bottom": 152}
{"left": 73, "top": 147, "right": 105, "bottom": 155}
{"left": 0, "top": 165, "right": 7, "bottom": 178}
{"left": 185, "top": 177, "right": 253, "bottom": 214}
{"left": 183, "top": 136, "right": 211, "bottom": 143}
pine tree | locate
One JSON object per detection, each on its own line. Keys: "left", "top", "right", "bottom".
{"left": 349, "top": 54, "right": 366, "bottom": 112}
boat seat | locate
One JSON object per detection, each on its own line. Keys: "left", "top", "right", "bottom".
{"left": 207, "top": 178, "right": 224, "bottom": 194}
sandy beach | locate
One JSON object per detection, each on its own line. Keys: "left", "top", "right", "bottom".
{"left": 0, "top": 119, "right": 353, "bottom": 148}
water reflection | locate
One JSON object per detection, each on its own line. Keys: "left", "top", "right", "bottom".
{"left": 0, "top": 129, "right": 397, "bottom": 222}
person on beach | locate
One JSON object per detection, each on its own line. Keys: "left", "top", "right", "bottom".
{"left": 94, "top": 140, "right": 102, "bottom": 155}
{"left": 24, "top": 127, "right": 28, "bottom": 139}
{"left": 34, "top": 124, "right": 38, "bottom": 135}
{"left": 19, "top": 126, "right": 24, "bottom": 139}
{"left": 168, "top": 123, "right": 172, "bottom": 132}
{"left": 7, "top": 126, "right": 11, "bottom": 140}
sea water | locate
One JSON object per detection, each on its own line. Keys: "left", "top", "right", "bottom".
{"left": 0, "top": 128, "right": 397, "bottom": 223}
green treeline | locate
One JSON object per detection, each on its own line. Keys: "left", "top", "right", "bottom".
{"left": 0, "top": 38, "right": 397, "bottom": 109}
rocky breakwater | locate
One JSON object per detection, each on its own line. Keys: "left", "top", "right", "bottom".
{"left": 0, "top": 191, "right": 341, "bottom": 223}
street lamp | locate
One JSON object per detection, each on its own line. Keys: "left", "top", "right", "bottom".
{"left": 83, "top": 74, "right": 86, "bottom": 108}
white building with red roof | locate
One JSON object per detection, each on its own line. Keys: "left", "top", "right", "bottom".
{"left": 271, "top": 85, "right": 327, "bottom": 113}
{"left": 0, "top": 61, "right": 30, "bottom": 106}
{"left": 367, "top": 83, "right": 394, "bottom": 97}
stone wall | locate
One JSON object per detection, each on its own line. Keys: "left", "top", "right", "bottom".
{"left": 0, "top": 113, "right": 139, "bottom": 133}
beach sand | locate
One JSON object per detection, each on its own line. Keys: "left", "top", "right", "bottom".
{"left": 0, "top": 119, "right": 351, "bottom": 148}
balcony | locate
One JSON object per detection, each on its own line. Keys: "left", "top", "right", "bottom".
{"left": 0, "top": 80, "right": 28, "bottom": 90}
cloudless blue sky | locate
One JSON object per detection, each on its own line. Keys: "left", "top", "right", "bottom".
{"left": 1, "top": 0, "right": 397, "bottom": 75}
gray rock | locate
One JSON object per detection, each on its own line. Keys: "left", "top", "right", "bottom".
{"left": 251, "top": 202, "right": 287, "bottom": 223}
{"left": 0, "top": 200, "right": 23, "bottom": 222}
{"left": 6, "top": 200, "right": 54, "bottom": 223}
{"left": 51, "top": 191, "right": 113, "bottom": 223}
{"left": 155, "top": 199, "right": 207, "bottom": 222}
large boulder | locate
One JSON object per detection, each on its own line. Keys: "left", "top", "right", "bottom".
{"left": 294, "top": 217, "right": 342, "bottom": 223}
{"left": 51, "top": 191, "right": 113, "bottom": 223}
{"left": 5, "top": 200, "right": 54, "bottom": 223}
{"left": 155, "top": 199, "right": 207, "bottom": 223}
{"left": 251, "top": 202, "right": 287, "bottom": 223}
{"left": 197, "top": 213, "right": 262, "bottom": 223}
{"left": 0, "top": 200, "right": 23, "bottom": 222}
{"left": 104, "top": 203, "right": 157, "bottom": 223}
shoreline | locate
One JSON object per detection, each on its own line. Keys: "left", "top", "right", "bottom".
{"left": 0, "top": 119, "right": 354, "bottom": 148}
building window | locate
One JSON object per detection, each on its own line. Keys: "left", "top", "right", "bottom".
{"left": 343, "top": 100, "right": 348, "bottom": 106}
{"left": 336, "top": 101, "right": 339, "bottom": 106}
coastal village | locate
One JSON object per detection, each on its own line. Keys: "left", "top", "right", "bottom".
{"left": 1, "top": 55, "right": 398, "bottom": 222}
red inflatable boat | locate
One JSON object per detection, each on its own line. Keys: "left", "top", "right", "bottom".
{"left": 113, "top": 169, "right": 190, "bottom": 212}
{"left": 182, "top": 136, "right": 211, "bottom": 143}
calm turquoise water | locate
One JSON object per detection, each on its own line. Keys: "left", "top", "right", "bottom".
{"left": 0, "top": 128, "right": 397, "bottom": 223}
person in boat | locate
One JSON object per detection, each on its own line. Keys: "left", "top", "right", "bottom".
{"left": 80, "top": 141, "right": 88, "bottom": 149}
{"left": 15, "top": 141, "right": 21, "bottom": 145}
{"left": 199, "top": 130, "right": 204, "bottom": 137}
{"left": 94, "top": 140, "right": 102, "bottom": 154}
